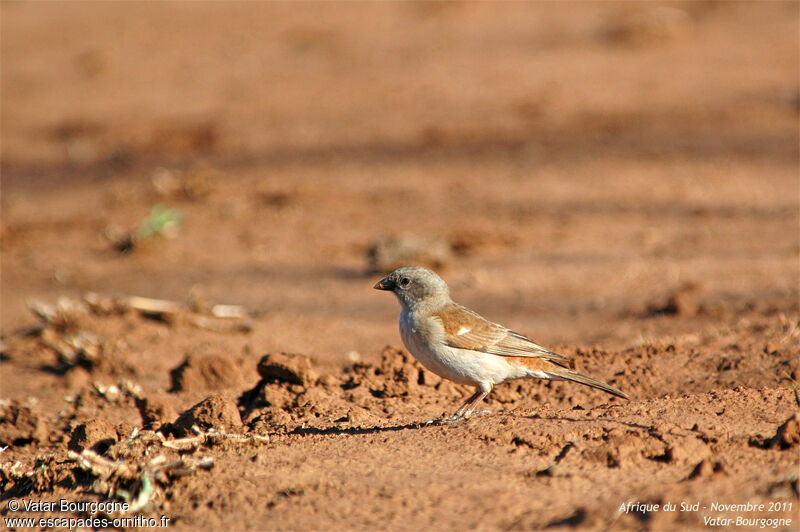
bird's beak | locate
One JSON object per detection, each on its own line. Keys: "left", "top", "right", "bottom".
{"left": 373, "top": 276, "right": 393, "bottom": 291}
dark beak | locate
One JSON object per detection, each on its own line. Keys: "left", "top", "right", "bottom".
{"left": 373, "top": 277, "right": 393, "bottom": 291}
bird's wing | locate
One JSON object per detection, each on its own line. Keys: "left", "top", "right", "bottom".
{"left": 431, "top": 303, "right": 570, "bottom": 367}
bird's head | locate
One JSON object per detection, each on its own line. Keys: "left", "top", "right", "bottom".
{"left": 373, "top": 266, "right": 450, "bottom": 311}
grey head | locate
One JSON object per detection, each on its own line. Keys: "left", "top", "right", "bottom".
{"left": 373, "top": 266, "right": 450, "bottom": 312}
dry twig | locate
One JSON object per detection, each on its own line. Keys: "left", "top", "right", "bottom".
{"left": 161, "top": 426, "right": 269, "bottom": 450}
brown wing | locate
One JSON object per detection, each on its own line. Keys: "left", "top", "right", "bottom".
{"left": 432, "top": 303, "right": 570, "bottom": 367}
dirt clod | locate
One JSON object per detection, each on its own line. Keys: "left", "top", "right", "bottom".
{"left": 648, "top": 282, "right": 702, "bottom": 317}
{"left": 68, "top": 419, "right": 118, "bottom": 454}
{"left": 686, "top": 459, "right": 724, "bottom": 480}
{"left": 64, "top": 366, "right": 91, "bottom": 389}
{"left": 0, "top": 401, "right": 49, "bottom": 446}
{"left": 766, "top": 412, "right": 800, "bottom": 450}
{"left": 345, "top": 346, "right": 439, "bottom": 399}
{"left": 173, "top": 394, "right": 242, "bottom": 435}
{"left": 245, "top": 406, "right": 296, "bottom": 434}
{"left": 257, "top": 352, "right": 317, "bottom": 387}
{"left": 136, "top": 394, "right": 179, "bottom": 430}
{"left": 170, "top": 352, "right": 245, "bottom": 392}
{"left": 367, "top": 233, "right": 452, "bottom": 272}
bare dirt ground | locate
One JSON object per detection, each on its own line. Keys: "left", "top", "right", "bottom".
{"left": 1, "top": 2, "right": 798, "bottom": 530}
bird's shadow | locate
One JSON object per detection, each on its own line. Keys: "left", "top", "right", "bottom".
{"left": 289, "top": 412, "right": 655, "bottom": 438}
{"left": 290, "top": 421, "right": 426, "bottom": 437}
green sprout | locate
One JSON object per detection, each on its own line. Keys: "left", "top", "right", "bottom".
{"left": 137, "top": 204, "right": 183, "bottom": 240}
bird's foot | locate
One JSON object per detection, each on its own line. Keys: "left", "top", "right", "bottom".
{"left": 424, "top": 417, "right": 453, "bottom": 426}
{"left": 425, "top": 415, "right": 462, "bottom": 426}
{"left": 425, "top": 409, "right": 492, "bottom": 426}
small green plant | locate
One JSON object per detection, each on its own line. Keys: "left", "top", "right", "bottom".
{"left": 104, "top": 204, "right": 184, "bottom": 253}
{"left": 137, "top": 204, "right": 183, "bottom": 240}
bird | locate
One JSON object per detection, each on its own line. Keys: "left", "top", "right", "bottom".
{"left": 374, "top": 266, "right": 629, "bottom": 421}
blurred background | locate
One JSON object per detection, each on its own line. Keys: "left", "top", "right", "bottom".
{"left": 2, "top": 2, "right": 798, "bottom": 368}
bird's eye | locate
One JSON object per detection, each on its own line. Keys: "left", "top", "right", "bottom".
{"left": 398, "top": 277, "right": 411, "bottom": 288}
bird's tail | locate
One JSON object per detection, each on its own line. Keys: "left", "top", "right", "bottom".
{"left": 546, "top": 367, "right": 629, "bottom": 400}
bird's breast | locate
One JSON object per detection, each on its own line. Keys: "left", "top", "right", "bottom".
{"left": 398, "top": 311, "right": 522, "bottom": 387}
{"left": 398, "top": 311, "right": 457, "bottom": 379}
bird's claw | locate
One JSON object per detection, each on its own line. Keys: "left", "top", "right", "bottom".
{"left": 425, "top": 409, "right": 492, "bottom": 426}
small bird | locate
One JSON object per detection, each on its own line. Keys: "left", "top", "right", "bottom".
{"left": 374, "top": 266, "right": 629, "bottom": 421}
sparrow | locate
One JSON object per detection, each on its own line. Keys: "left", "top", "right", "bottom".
{"left": 374, "top": 266, "right": 629, "bottom": 421}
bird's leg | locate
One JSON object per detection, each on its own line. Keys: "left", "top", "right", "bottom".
{"left": 449, "top": 383, "right": 493, "bottom": 421}
{"left": 452, "top": 389, "right": 484, "bottom": 418}
{"left": 424, "top": 384, "right": 493, "bottom": 425}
